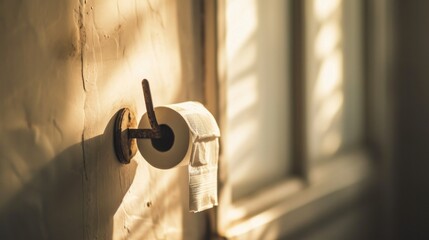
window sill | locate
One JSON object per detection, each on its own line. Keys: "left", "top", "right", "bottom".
{"left": 220, "top": 149, "right": 375, "bottom": 239}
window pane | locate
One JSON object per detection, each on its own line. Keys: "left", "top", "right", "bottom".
{"left": 224, "top": 0, "right": 291, "bottom": 200}
{"left": 305, "top": 0, "right": 363, "bottom": 162}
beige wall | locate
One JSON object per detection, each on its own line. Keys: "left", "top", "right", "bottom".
{"left": 0, "top": 0, "right": 206, "bottom": 239}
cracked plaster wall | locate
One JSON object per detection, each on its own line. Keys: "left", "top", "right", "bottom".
{"left": 0, "top": 0, "right": 206, "bottom": 239}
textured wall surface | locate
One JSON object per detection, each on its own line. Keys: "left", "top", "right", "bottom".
{"left": 0, "top": 0, "right": 206, "bottom": 239}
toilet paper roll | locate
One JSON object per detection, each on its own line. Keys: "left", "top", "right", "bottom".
{"left": 137, "top": 105, "right": 192, "bottom": 169}
{"left": 137, "top": 101, "right": 220, "bottom": 169}
{"left": 137, "top": 101, "right": 220, "bottom": 212}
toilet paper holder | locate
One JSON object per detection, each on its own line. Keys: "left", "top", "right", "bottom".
{"left": 114, "top": 79, "right": 174, "bottom": 164}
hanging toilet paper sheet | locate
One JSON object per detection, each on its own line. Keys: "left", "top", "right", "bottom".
{"left": 138, "top": 101, "right": 220, "bottom": 212}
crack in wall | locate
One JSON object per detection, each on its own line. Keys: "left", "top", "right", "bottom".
{"left": 77, "top": 0, "right": 88, "bottom": 182}
{"left": 78, "top": 0, "right": 87, "bottom": 92}
{"left": 76, "top": 1, "right": 89, "bottom": 239}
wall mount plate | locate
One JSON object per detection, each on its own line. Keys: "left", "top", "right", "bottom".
{"left": 114, "top": 108, "right": 138, "bottom": 164}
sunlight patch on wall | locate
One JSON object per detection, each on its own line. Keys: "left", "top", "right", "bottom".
{"left": 314, "top": 51, "right": 343, "bottom": 102}
{"left": 225, "top": 0, "right": 260, "bottom": 200}
{"left": 225, "top": 0, "right": 258, "bottom": 62}
{"left": 224, "top": 0, "right": 291, "bottom": 200}
{"left": 308, "top": 0, "right": 344, "bottom": 160}
{"left": 314, "top": 0, "right": 340, "bottom": 20}
{"left": 88, "top": 0, "right": 183, "bottom": 112}
{"left": 315, "top": 21, "right": 341, "bottom": 59}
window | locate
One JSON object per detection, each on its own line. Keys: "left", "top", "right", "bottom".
{"left": 211, "top": 0, "right": 374, "bottom": 238}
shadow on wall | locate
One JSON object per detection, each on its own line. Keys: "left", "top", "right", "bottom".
{"left": 0, "top": 112, "right": 137, "bottom": 240}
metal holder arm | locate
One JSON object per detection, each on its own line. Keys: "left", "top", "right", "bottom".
{"left": 114, "top": 79, "right": 162, "bottom": 164}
